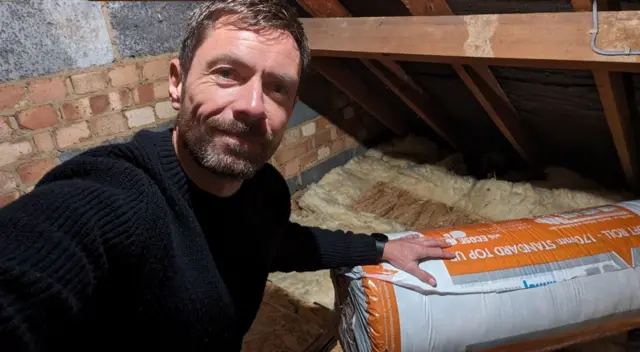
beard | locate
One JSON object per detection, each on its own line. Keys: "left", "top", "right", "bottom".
{"left": 176, "top": 108, "right": 275, "bottom": 180}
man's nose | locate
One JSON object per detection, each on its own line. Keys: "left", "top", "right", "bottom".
{"left": 232, "top": 79, "right": 265, "bottom": 121}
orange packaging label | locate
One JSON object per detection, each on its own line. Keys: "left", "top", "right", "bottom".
{"left": 421, "top": 203, "right": 640, "bottom": 276}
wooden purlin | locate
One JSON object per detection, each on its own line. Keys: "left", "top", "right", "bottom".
{"left": 296, "top": 0, "right": 460, "bottom": 149}
{"left": 574, "top": 0, "right": 638, "bottom": 187}
{"left": 401, "top": 0, "right": 536, "bottom": 162}
{"left": 300, "top": 12, "right": 640, "bottom": 72}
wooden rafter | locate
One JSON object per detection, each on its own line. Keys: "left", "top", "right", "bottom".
{"left": 296, "top": 0, "right": 461, "bottom": 149}
{"left": 572, "top": 0, "right": 638, "bottom": 187}
{"left": 312, "top": 58, "right": 408, "bottom": 135}
{"left": 401, "top": 0, "right": 536, "bottom": 162}
{"left": 593, "top": 70, "right": 638, "bottom": 186}
{"left": 300, "top": 12, "right": 640, "bottom": 72}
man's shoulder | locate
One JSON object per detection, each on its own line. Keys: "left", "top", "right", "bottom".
{"left": 38, "top": 129, "right": 168, "bottom": 190}
{"left": 253, "top": 163, "right": 291, "bottom": 196}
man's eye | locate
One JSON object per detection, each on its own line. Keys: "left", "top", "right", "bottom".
{"left": 215, "top": 68, "right": 234, "bottom": 80}
{"left": 271, "top": 84, "right": 289, "bottom": 96}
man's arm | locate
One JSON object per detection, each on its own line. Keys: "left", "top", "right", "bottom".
{"left": 0, "top": 156, "right": 150, "bottom": 351}
{"left": 269, "top": 221, "right": 380, "bottom": 273}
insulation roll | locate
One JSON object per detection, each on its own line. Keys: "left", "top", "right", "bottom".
{"left": 335, "top": 201, "right": 640, "bottom": 351}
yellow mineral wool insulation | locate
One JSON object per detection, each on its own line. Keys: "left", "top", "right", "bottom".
{"left": 297, "top": 135, "right": 631, "bottom": 225}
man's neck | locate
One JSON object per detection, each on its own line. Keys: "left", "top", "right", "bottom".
{"left": 172, "top": 128, "right": 243, "bottom": 197}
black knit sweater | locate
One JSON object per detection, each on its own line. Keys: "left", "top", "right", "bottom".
{"left": 0, "top": 129, "right": 379, "bottom": 351}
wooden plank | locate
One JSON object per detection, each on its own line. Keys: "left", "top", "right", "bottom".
{"left": 361, "top": 59, "right": 461, "bottom": 149}
{"left": 571, "top": 0, "right": 619, "bottom": 11}
{"left": 455, "top": 65, "right": 536, "bottom": 162}
{"left": 571, "top": 0, "right": 637, "bottom": 187}
{"left": 300, "top": 12, "right": 640, "bottom": 72}
{"left": 593, "top": 71, "right": 638, "bottom": 187}
{"left": 402, "top": 0, "right": 536, "bottom": 161}
{"left": 312, "top": 58, "right": 408, "bottom": 135}
{"left": 401, "top": 0, "right": 453, "bottom": 16}
{"left": 297, "top": 0, "right": 459, "bottom": 145}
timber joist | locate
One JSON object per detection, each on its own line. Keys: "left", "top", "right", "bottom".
{"left": 296, "top": 0, "right": 640, "bottom": 188}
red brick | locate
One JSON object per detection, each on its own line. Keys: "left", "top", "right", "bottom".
{"left": 17, "top": 157, "right": 58, "bottom": 186}
{"left": 153, "top": 81, "right": 170, "bottom": 99}
{"left": 282, "top": 127, "right": 301, "bottom": 147}
{"left": 108, "top": 65, "right": 138, "bottom": 87}
{"left": 0, "top": 191, "right": 19, "bottom": 208}
{"left": 330, "top": 138, "right": 345, "bottom": 155}
{"left": 16, "top": 105, "right": 58, "bottom": 130}
{"left": 89, "top": 94, "right": 111, "bottom": 115}
{"left": 134, "top": 83, "right": 155, "bottom": 104}
{"left": 0, "top": 171, "right": 17, "bottom": 192}
{"left": 142, "top": 60, "right": 168, "bottom": 81}
{"left": 124, "top": 107, "right": 155, "bottom": 128}
{"left": 27, "top": 77, "right": 67, "bottom": 104}
{"left": 282, "top": 158, "right": 301, "bottom": 179}
{"left": 300, "top": 151, "right": 317, "bottom": 169}
{"left": 0, "top": 117, "right": 14, "bottom": 139}
{"left": 274, "top": 140, "right": 310, "bottom": 165}
{"left": 344, "top": 136, "right": 358, "bottom": 148}
{"left": 90, "top": 113, "right": 128, "bottom": 137}
{"left": 317, "top": 117, "right": 331, "bottom": 129}
{"left": 60, "top": 98, "right": 92, "bottom": 121}
{"left": 33, "top": 131, "right": 55, "bottom": 152}
{"left": 313, "top": 129, "right": 332, "bottom": 149}
{"left": 330, "top": 127, "right": 338, "bottom": 141}
{"left": 111, "top": 89, "right": 133, "bottom": 110}
{"left": 55, "top": 121, "right": 91, "bottom": 148}
{"left": 0, "top": 84, "right": 25, "bottom": 110}
{"left": 0, "top": 140, "right": 33, "bottom": 167}
{"left": 70, "top": 71, "right": 109, "bottom": 94}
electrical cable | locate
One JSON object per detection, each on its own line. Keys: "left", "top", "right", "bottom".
{"left": 590, "top": 0, "right": 640, "bottom": 56}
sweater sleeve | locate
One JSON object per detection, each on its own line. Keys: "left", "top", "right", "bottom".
{"left": 269, "top": 221, "right": 381, "bottom": 273}
{"left": 0, "top": 156, "right": 150, "bottom": 351}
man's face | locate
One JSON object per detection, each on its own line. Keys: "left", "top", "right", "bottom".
{"left": 171, "top": 20, "right": 301, "bottom": 180}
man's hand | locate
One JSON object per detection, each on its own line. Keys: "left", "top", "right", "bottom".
{"left": 381, "top": 234, "right": 455, "bottom": 287}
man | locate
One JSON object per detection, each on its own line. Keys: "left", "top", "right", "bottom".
{"left": 0, "top": 1, "right": 454, "bottom": 350}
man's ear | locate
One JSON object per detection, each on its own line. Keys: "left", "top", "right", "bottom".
{"left": 169, "top": 59, "right": 183, "bottom": 111}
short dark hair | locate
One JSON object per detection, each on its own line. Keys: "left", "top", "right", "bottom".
{"left": 179, "top": 0, "right": 309, "bottom": 83}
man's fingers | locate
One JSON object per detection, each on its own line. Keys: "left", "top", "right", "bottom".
{"left": 406, "top": 265, "right": 437, "bottom": 287}
{"left": 420, "top": 247, "right": 456, "bottom": 260}
{"left": 417, "top": 237, "right": 452, "bottom": 248}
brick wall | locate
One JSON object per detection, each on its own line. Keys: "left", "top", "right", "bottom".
{"left": 0, "top": 52, "right": 379, "bottom": 207}
{"left": 0, "top": 1, "right": 387, "bottom": 208}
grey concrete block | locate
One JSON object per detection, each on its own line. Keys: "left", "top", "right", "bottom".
{"left": 0, "top": 0, "right": 114, "bottom": 83}
{"left": 106, "top": 1, "right": 199, "bottom": 58}
{"left": 299, "top": 148, "right": 358, "bottom": 189}
{"left": 288, "top": 101, "right": 318, "bottom": 128}
{"left": 59, "top": 149, "right": 84, "bottom": 163}
{"left": 285, "top": 177, "right": 299, "bottom": 194}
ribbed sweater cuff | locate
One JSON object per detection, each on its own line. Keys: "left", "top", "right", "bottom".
{"left": 312, "top": 227, "right": 380, "bottom": 268}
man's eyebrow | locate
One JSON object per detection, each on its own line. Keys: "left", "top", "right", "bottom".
{"left": 204, "top": 54, "right": 248, "bottom": 70}
{"left": 267, "top": 71, "right": 298, "bottom": 86}
{"left": 205, "top": 53, "right": 298, "bottom": 85}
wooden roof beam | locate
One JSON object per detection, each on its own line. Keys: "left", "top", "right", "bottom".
{"left": 296, "top": 0, "right": 461, "bottom": 149}
{"left": 300, "top": 12, "right": 640, "bottom": 72}
{"left": 402, "top": 0, "right": 537, "bottom": 162}
{"left": 312, "top": 58, "right": 408, "bottom": 135}
{"left": 572, "top": 0, "right": 638, "bottom": 187}
{"left": 594, "top": 70, "right": 638, "bottom": 187}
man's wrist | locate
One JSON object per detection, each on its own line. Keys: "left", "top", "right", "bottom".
{"left": 371, "top": 233, "right": 389, "bottom": 262}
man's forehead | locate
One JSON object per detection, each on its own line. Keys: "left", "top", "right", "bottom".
{"left": 200, "top": 22, "right": 301, "bottom": 76}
